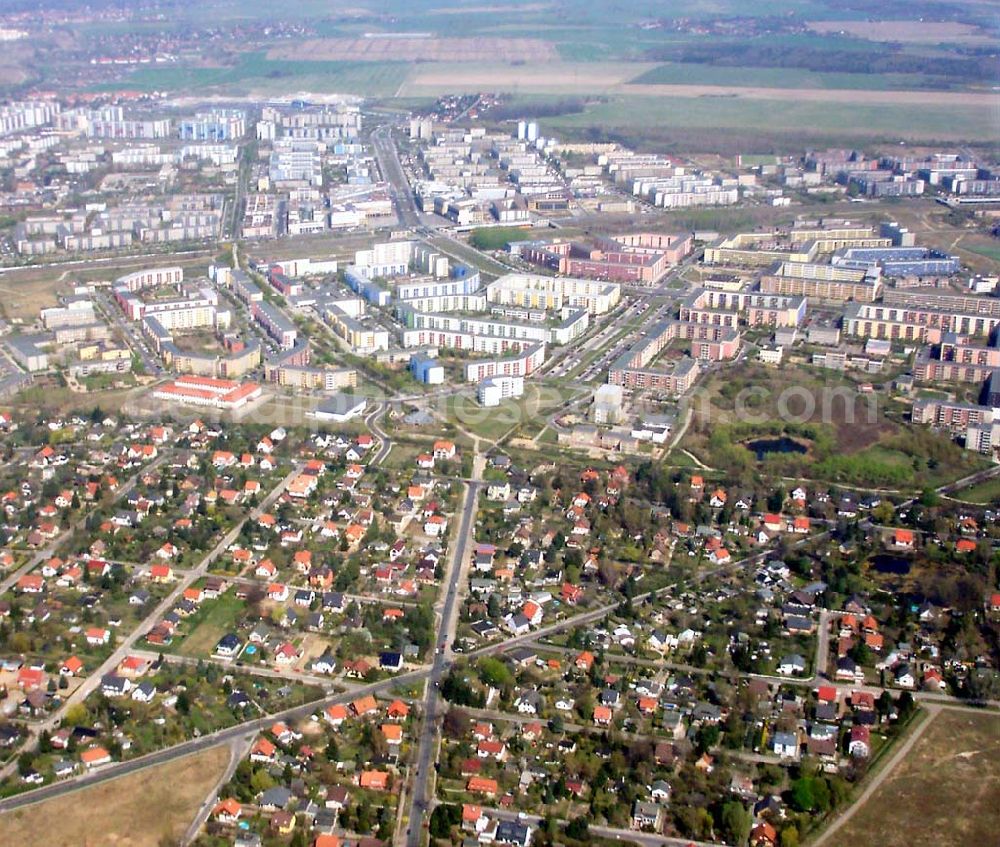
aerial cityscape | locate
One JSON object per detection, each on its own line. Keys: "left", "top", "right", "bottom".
{"left": 0, "top": 1, "right": 996, "bottom": 846}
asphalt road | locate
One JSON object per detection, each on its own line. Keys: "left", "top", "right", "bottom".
{"left": 365, "top": 402, "right": 393, "bottom": 466}
{"left": 0, "top": 667, "right": 428, "bottom": 814}
{"left": 484, "top": 806, "right": 719, "bottom": 847}
{"left": 371, "top": 125, "right": 420, "bottom": 229}
{"left": 0, "top": 462, "right": 302, "bottom": 783}
{"left": 404, "top": 479, "right": 483, "bottom": 847}
{"left": 0, "top": 452, "right": 168, "bottom": 596}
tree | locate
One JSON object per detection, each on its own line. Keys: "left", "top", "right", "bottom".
{"left": 897, "top": 690, "right": 916, "bottom": 718}
{"left": 720, "top": 801, "right": 752, "bottom": 845}
{"left": 443, "top": 707, "right": 471, "bottom": 739}
{"left": 429, "top": 804, "right": 461, "bottom": 838}
{"left": 964, "top": 670, "right": 1000, "bottom": 703}
{"left": 565, "top": 816, "right": 589, "bottom": 840}
{"left": 780, "top": 826, "right": 800, "bottom": 847}
{"left": 790, "top": 777, "right": 815, "bottom": 812}
{"left": 477, "top": 656, "right": 513, "bottom": 688}
{"left": 813, "top": 777, "right": 831, "bottom": 812}
{"left": 695, "top": 724, "right": 720, "bottom": 753}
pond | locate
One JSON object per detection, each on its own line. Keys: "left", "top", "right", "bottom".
{"left": 871, "top": 554, "right": 912, "bottom": 575}
{"left": 745, "top": 436, "right": 809, "bottom": 461}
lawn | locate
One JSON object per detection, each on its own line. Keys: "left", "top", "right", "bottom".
{"left": 0, "top": 746, "right": 230, "bottom": 847}
{"left": 170, "top": 591, "right": 247, "bottom": 658}
{"left": 827, "top": 709, "right": 1000, "bottom": 847}
{"left": 443, "top": 382, "right": 577, "bottom": 444}
{"left": 952, "top": 476, "right": 1000, "bottom": 506}
{"left": 960, "top": 243, "right": 1000, "bottom": 265}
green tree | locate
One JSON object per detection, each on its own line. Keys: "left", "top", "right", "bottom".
{"left": 790, "top": 777, "right": 815, "bottom": 812}
{"left": 565, "top": 817, "right": 589, "bottom": 840}
{"left": 720, "top": 801, "right": 752, "bottom": 845}
{"left": 780, "top": 826, "right": 800, "bottom": 847}
{"left": 477, "top": 656, "right": 513, "bottom": 688}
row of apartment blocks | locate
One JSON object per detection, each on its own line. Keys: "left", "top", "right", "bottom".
{"left": 758, "top": 261, "right": 881, "bottom": 303}
{"left": 484, "top": 273, "right": 621, "bottom": 316}
{"left": 324, "top": 304, "right": 390, "bottom": 355}
{"left": 843, "top": 301, "right": 1000, "bottom": 344}
{"left": 148, "top": 324, "right": 262, "bottom": 380}
{"left": 398, "top": 305, "right": 589, "bottom": 348}
{"left": 913, "top": 332, "right": 1000, "bottom": 384}
{"left": 464, "top": 342, "right": 546, "bottom": 384}
{"left": 225, "top": 269, "right": 298, "bottom": 349}
{"left": 257, "top": 104, "right": 362, "bottom": 143}
{"left": 509, "top": 232, "right": 692, "bottom": 285}
{"left": 115, "top": 266, "right": 185, "bottom": 293}
{"left": 912, "top": 394, "right": 1000, "bottom": 455}
{"left": 608, "top": 320, "right": 741, "bottom": 393}
{"left": 703, "top": 221, "right": 900, "bottom": 267}
{"left": 17, "top": 197, "right": 224, "bottom": 255}
{"left": 263, "top": 342, "right": 358, "bottom": 392}
{"left": 679, "top": 288, "right": 807, "bottom": 329}
{"left": 597, "top": 148, "right": 741, "bottom": 209}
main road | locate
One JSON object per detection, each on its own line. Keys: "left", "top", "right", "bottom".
{"left": 404, "top": 476, "right": 483, "bottom": 847}
{"left": 371, "top": 125, "right": 421, "bottom": 229}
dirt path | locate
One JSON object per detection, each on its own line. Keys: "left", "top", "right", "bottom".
{"left": 810, "top": 705, "right": 941, "bottom": 847}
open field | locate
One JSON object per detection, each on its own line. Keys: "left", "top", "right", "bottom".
{"left": 541, "top": 94, "right": 1000, "bottom": 143}
{"left": 442, "top": 381, "right": 574, "bottom": 443}
{"left": 268, "top": 36, "right": 559, "bottom": 63}
{"left": 950, "top": 476, "right": 1000, "bottom": 506}
{"left": 10, "top": 380, "right": 149, "bottom": 417}
{"left": 100, "top": 52, "right": 408, "bottom": 98}
{"left": 807, "top": 19, "right": 996, "bottom": 45}
{"left": 0, "top": 253, "right": 213, "bottom": 321}
{"left": 0, "top": 746, "right": 230, "bottom": 847}
{"left": 827, "top": 709, "right": 1000, "bottom": 847}
{"left": 631, "top": 63, "right": 946, "bottom": 91}
{"left": 399, "top": 62, "right": 1000, "bottom": 102}
{"left": 615, "top": 84, "right": 1000, "bottom": 107}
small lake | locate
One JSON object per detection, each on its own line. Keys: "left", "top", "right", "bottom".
{"left": 871, "top": 554, "right": 912, "bottom": 576}
{"left": 745, "top": 436, "right": 809, "bottom": 461}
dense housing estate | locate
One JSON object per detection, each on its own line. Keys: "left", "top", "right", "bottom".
{"left": 0, "top": 68, "right": 996, "bottom": 847}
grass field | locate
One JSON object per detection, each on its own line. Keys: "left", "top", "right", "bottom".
{"left": 960, "top": 243, "right": 1000, "bottom": 266}
{"left": 631, "top": 63, "right": 941, "bottom": 91}
{"left": 827, "top": 709, "right": 1000, "bottom": 847}
{"left": 0, "top": 253, "right": 213, "bottom": 321}
{"left": 542, "top": 94, "right": 1000, "bottom": 143}
{"left": 807, "top": 19, "right": 995, "bottom": 45}
{"left": 445, "top": 381, "right": 577, "bottom": 443}
{"left": 951, "top": 476, "right": 1000, "bottom": 506}
{"left": 0, "top": 746, "right": 230, "bottom": 847}
{"left": 172, "top": 592, "right": 246, "bottom": 658}
{"left": 97, "top": 52, "right": 409, "bottom": 97}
